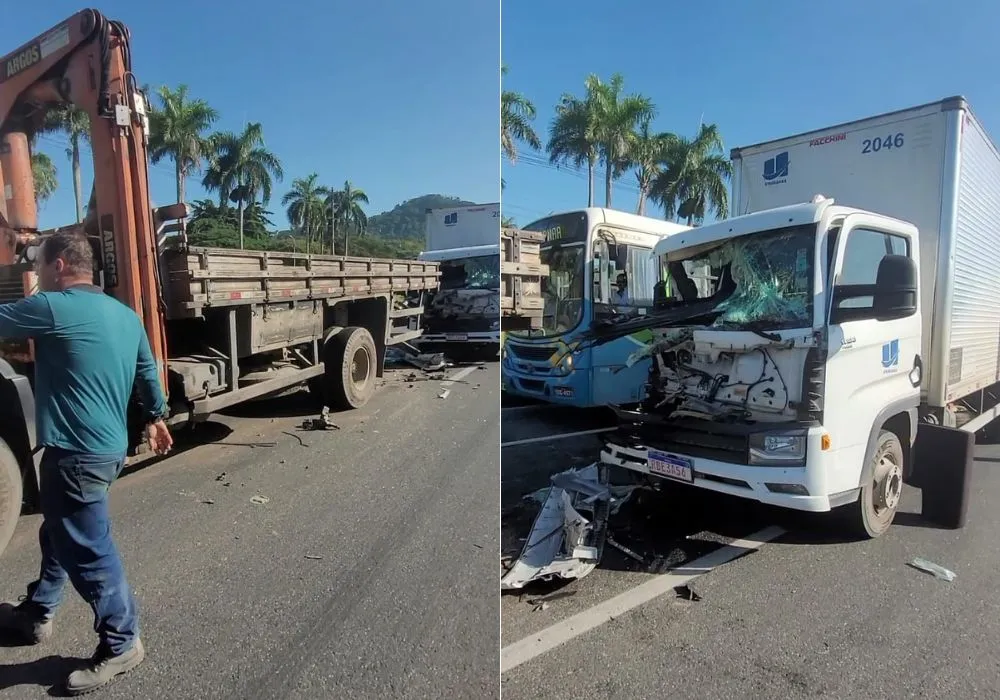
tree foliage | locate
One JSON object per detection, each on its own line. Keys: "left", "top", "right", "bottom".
{"left": 147, "top": 84, "right": 219, "bottom": 204}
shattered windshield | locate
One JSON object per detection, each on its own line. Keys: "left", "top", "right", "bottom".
{"left": 439, "top": 255, "right": 500, "bottom": 290}
{"left": 662, "top": 224, "right": 815, "bottom": 330}
{"left": 511, "top": 212, "right": 589, "bottom": 337}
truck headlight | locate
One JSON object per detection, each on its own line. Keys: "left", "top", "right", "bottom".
{"left": 749, "top": 431, "right": 806, "bottom": 466}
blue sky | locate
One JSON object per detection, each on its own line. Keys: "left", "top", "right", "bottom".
{"left": 501, "top": 0, "right": 1000, "bottom": 227}
{"left": 9, "top": 0, "right": 499, "bottom": 229}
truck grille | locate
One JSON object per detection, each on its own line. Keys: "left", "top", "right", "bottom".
{"left": 611, "top": 410, "right": 750, "bottom": 464}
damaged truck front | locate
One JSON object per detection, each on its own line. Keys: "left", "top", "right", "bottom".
{"left": 602, "top": 97, "right": 1000, "bottom": 539}
{"left": 600, "top": 197, "right": 922, "bottom": 538}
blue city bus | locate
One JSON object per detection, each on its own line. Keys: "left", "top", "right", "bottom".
{"left": 501, "top": 208, "right": 690, "bottom": 407}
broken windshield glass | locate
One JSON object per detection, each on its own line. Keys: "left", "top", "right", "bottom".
{"left": 661, "top": 224, "right": 815, "bottom": 331}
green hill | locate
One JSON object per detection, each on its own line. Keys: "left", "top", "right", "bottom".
{"left": 367, "top": 194, "right": 476, "bottom": 239}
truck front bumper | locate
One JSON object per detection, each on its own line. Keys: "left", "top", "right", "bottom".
{"left": 600, "top": 430, "right": 840, "bottom": 513}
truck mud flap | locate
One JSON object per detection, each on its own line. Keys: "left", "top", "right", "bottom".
{"left": 912, "top": 424, "right": 974, "bottom": 529}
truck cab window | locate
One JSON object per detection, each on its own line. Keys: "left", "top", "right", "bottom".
{"left": 833, "top": 227, "right": 910, "bottom": 317}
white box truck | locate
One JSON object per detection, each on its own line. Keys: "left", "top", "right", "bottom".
{"left": 424, "top": 203, "right": 500, "bottom": 251}
{"left": 416, "top": 203, "right": 501, "bottom": 361}
{"left": 599, "top": 96, "right": 999, "bottom": 537}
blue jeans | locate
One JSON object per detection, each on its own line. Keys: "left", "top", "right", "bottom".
{"left": 23, "top": 447, "right": 138, "bottom": 655}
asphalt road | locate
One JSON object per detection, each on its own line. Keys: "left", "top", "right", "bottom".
{"left": 1, "top": 363, "right": 500, "bottom": 699}
{"left": 501, "top": 402, "right": 1000, "bottom": 699}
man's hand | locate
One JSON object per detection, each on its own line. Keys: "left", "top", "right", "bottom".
{"left": 145, "top": 419, "right": 173, "bottom": 455}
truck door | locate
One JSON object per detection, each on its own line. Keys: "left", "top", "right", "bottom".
{"left": 822, "top": 214, "right": 921, "bottom": 495}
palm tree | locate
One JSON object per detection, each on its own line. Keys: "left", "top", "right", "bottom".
{"left": 281, "top": 173, "right": 328, "bottom": 254}
{"left": 147, "top": 84, "right": 218, "bottom": 204}
{"left": 547, "top": 92, "right": 600, "bottom": 207}
{"left": 31, "top": 152, "right": 58, "bottom": 204}
{"left": 325, "top": 181, "right": 369, "bottom": 256}
{"left": 588, "top": 73, "right": 655, "bottom": 209}
{"left": 202, "top": 122, "right": 284, "bottom": 249}
{"left": 501, "top": 64, "right": 541, "bottom": 168}
{"left": 39, "top": 105, "right": 90, "bottom": 222}
{"left": 631, "top": 120, "right": 672, "bottom": 216}
{"left": 649, "top": 123, "right": 732, "bottom": 225}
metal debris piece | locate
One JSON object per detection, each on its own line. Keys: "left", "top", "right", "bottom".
{"left": 607, "top": 536, "right": 644, "bottom": 564}
{"left": 201, "top": 499, "right": 215, "bottom": 505}
{"left": 304, "top": 554, "right": 323, "bottom": 560}
{"left": 301, "top": 406, "right": 340, "bottom": 431}
{"left": 250, "top": 495, "right": 270, "bottom": 505}
{"left": 674, "top": 585, "right": 702, "bottom": 602}
{"left": 909, "top": 557, "right": 956, "bottom": 582}
{"left": 501, "top": 463, "right": 613, "bottom": 590}
{"left": 532, "top": 601, "right": 549, "bottom": 612}
{"left": 438, "top": 389, "right": 451, "bottom": 400}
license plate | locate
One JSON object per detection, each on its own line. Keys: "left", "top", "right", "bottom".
{"left": 647, "top": 450, "right": 694, "bottom": 483}
{"left": 445, "top": 334, "right": 468, "bottom": 341}
{"left": 553, "top": 386, "right": 574, "bottom": 397}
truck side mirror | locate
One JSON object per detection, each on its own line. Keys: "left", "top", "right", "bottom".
{"left": 872, "top": 254, "right": 918, "bottom": 321}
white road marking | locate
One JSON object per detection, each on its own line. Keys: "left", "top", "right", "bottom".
{"left": 501, "top": 427, "right": 616, "bottom": 448}
{"left": 436, "top": 366, "right": 479, "bottom": 399}
{"left": 500, "top": 525, "right": 785, "bottom": 673}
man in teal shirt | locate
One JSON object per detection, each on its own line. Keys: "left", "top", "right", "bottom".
{"left": 0, "top": 232, "right": 172, "bottom": 695}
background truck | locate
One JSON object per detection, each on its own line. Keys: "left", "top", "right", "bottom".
{"left": 423, "top": 203, "right": 499, "bottom": 251}
{"left": 0, "top": 10, "right": 439, "bottom": 558}
{"left": 415, "top": 203, "right": 501, "bottom": 361}
{"left": 600, "top": 96, "right": 1000, "bottom": 537}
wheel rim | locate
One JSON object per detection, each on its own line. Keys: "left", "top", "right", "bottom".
{"left": 350, "top": 346, "right": 371, "bottom": 389}
{"left": 872, "top": 451, "right": 903, "bottom": 515}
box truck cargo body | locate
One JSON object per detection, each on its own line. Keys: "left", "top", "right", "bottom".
{"left": 424, "top": 203, "right": 500, "bottom": 251}
{"left": 730, "top": 96, "right": 1000, "bottom": 418}
{"left": 599, "top": 96, "right": 999, "bottom": 538}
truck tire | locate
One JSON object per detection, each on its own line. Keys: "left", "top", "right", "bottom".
{"left": 324, "top": 326, "right": 378, "bottom": 410}
{"left": 0, "top": 438, "right": 23, "bottom": 558}
{"left": 843, "top": 430, "right": 904, "bottom": 539}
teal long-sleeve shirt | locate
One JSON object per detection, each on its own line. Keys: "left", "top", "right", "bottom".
{"left": 0, "top": 285, "right": 168, "bottom": 455}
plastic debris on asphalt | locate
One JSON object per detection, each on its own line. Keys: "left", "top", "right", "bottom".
{"left": 501, "top": 463, "right": 642, "bottom": 591}
{"left": 250, "top": 495, "right": 270, "bottom": 505}
{"left": 909, "top": 557, "right": 956, "bottom": 581}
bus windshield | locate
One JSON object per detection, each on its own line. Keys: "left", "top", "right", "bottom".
{"left": 511, "top": 212, "right": 589, "bottom": 337}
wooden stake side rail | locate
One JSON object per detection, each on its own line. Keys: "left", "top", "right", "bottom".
{"left": 163, "top": 247, "right": 440, "bottom": 317}
{"left": 501, "top": 228, "right": 549, "bottom": 328}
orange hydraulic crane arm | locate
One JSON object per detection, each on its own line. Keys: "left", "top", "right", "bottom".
{"left": 0, "top": 9, "right": 168, "bottom": 392}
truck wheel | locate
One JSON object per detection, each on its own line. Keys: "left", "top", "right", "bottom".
{"left": 324, "top": 326, "right": 378, "bottom": 410}
{"left": 0, "top": 439, "right": 23, "bottom": 558}
{"left": 844, "top": 430, "right": 904, "bottom": 539}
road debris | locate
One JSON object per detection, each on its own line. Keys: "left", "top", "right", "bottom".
{"left": 385, "top": 347, "right": 448, "bottom": 372}
{"left": 201, "top": 498, "right": 215, "bottom": 505}
{"left": 438, "top": 389, "right": 451, "bottom": 400}
{"left": 607, "top": 536, "right": 645, "bottom": 564}
{"left": 301, "top": 407, "right": 340, "bottom": 431}
{"left": 531, "top": 601, "right": 549, "bottom": 612}
{"left": 250, "top": 495, "right": 270, "bottom": 505}
{"left": 304, "top": 554, "right": 324, "bottom": 560}
{"left": 502, "top": 463, "right": 632, "bottom": 591}
{"left": 674, "top": 585, "right": 702, "bottom": 602}
{"left": 909, "top": 557, "right": 956, "bottom": 581}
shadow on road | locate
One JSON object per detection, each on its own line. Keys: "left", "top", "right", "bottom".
{"left": 0, "top": 653, "right": 87, "bottom": 697}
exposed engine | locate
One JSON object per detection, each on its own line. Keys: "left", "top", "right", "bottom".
{"left": 640, "top": 328, "right": 803, "bottom": 423}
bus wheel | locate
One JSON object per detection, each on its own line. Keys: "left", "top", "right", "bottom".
{"left": 843, "top": 430, "right": 903, "bottom": 539}
{"left": 0, "top": 439, "right": 23, "bottom": 558}
{"left": 324, "top": 326, "right": 378, "bottom": 410}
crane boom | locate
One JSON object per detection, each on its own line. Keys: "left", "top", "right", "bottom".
{"left": 0, "top": 9, "right": 168, "bottom": 391}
